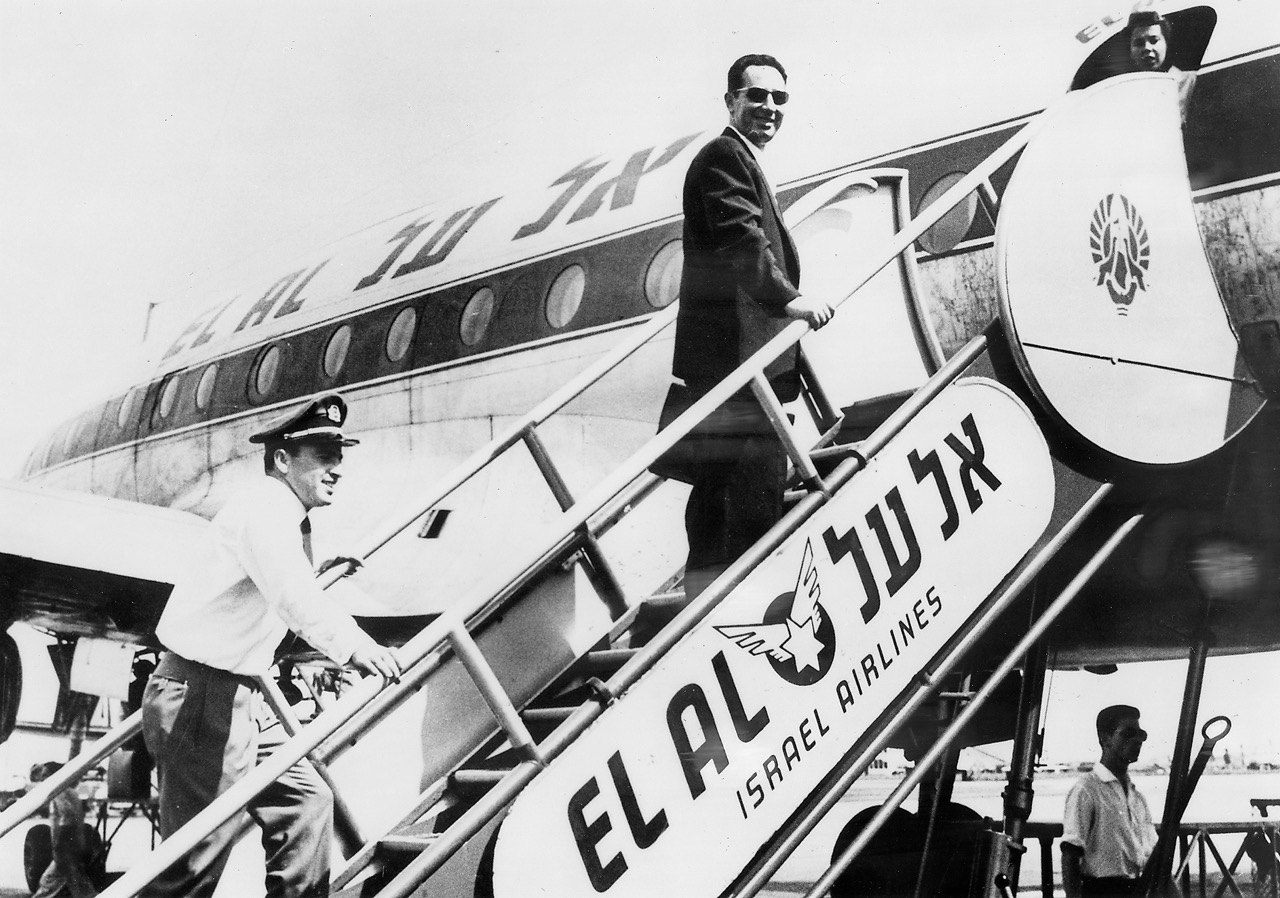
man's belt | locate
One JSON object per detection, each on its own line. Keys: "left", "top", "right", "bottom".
{"left": 154, "top": 651, "right": 260, "bottom": 692}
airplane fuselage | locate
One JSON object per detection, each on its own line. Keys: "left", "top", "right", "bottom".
{"left": 13, "top": 2, "right": 1280, "bottom": 660}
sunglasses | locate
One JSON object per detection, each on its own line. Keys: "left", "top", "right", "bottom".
{"left": 733, "top": 86, "right": 789, "bottom": 105}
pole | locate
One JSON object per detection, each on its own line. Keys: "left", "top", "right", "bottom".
{"left": 1146, "top": 613, "right": 1213, "bottom": 894}
{"left": 1004, "top": 630, "right": 1049, "bottom": 889}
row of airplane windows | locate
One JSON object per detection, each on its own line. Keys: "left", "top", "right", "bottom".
{"left": 29, "top": 237, "right": 686, "bottom": 474}
{"left": 29, "top": 150, "right": 1011, "bottom": 481}
{"left": 28, "top": 151, "right": 1006, "bottom": 479}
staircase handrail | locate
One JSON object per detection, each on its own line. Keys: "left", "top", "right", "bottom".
{"left": 0, "top": 710, "right": 143, "bottom": 841}
{"left": 797, "top": 513, "right": 1144, "bottom": 898}
{"left": 321, "top": 109, "right": 1045, "bottom": 582}
{"left": 97, "top": 109, "right": 1044, "bottom": 898}
{"left": 366, "top": 329, "right": 986, "bottom": 898}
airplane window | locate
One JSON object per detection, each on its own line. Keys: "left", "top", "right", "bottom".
{"left": 645, "top": 240, "right": 683, "bottom": 308}
{"left": 41, "top": 431, "right": 58, "bottom": 469}
{"left": 63, "top": 418, "right": 85, "bottom": 454}
{"left": 917, "top": 172, "right": 978, "bottom": 255}
{"left": 323, "top": 325, "right": 352, "bottom": 379}
{"left": 546, "top": 264, "right": 585, "bottom": 329}
{"left": 117, "top": 387, "right": 141, "bottom": 429}
{"left": 460, "top": 288, "right": 495, "bottom": 346}
{"left": 196, "top": 364, "right": 218, "bottom": 410}
{"left": 38, "top": 436, "right": 54, "bottom": 471}
{"left": 252, "top": 344, "right": 282, "bottom": 399}
{"left": 386, "top": 306, "right": 417, "bottom": 361}
{"left": 157, "top": 374, "right": 181, "bottom": 420}
{"left": 21, "top": 444, "right": 39, "bottom": 476}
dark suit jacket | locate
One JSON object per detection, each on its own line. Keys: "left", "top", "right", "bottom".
{"left": 654, "top": 128, "right": 802, "bottom": 481}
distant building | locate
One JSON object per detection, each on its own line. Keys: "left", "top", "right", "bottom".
{"left": 865, "top": 749, "right": 909, "bottom": 776}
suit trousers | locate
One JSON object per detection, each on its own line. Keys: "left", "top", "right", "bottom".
{"left": 683, "top": 429, "right": 788, "bottom": 600}
{"left": 140, "top": 653, "right": 333, "bottom": 898}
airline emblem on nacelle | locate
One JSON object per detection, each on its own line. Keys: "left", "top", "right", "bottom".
{"left": 996, "top": 74, "right": 1265, "bottom": 467}
{"left": 1090, "top": 193, "right": 1150, "bottom": 314}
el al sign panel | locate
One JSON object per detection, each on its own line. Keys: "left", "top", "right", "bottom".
{"left": 491, "top": 377, "right": 1055, "bottom": 898}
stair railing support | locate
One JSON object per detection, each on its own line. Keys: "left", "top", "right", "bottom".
{"left": 800, "top": 513, "right": 1145, "bottom": 898}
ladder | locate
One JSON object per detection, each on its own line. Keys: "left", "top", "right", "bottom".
{"left": 9, "top": 104, "right": 1091, "bottom": 898}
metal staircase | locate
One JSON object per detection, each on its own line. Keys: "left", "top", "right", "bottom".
{"left": 0, "top": 104, "right": 1112, "bottom": 898}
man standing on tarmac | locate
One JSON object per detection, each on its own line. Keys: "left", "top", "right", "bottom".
{"left": 655, "top": 53, "right": 833, "bottom": 601}
{"left": 1061, "top": 704, "right": 1159, "bottom": 898}
{"left": 141, "top": 393, "right": 400, "bottom": 898}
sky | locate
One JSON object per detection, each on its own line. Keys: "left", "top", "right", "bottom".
{"left": 0, "top": 1, "right": 1278, "bottom": 767}
{"left": 0, "top": 0, "right": 1093, "bottom": 476}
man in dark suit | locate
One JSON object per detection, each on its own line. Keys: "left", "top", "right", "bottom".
{"left": 658, "top": 53, "right": 833, "bottom": 600}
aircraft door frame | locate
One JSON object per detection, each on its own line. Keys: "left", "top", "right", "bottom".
{"left": 783, "top": 168, "right": 945, "bottom": 428}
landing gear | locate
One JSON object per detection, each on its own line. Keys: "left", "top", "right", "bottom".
{"left": 829, "top": 802, "right": 986, "bottom": 898}
{"left": 0, "top": 629, "right": 22, "bottom": 746}
{"left": 830, "top": 668, "right": 1027, "bottom": 898}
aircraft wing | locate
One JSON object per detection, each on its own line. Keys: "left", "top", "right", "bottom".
{"left": 0, "top": 479, "right": 207, "bottom": 641}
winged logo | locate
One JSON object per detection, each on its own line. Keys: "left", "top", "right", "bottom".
{"left": 715, "top": 539, "right": 833, "bottom": 684}
{"left": 1089, "top": 193, "right": 1150, "bottom": 314}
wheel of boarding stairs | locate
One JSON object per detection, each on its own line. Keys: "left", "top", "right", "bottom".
{"left": 830, "top": 802, "right": 984, "bottom": 898}
{"left": 23, "top": 823, "right": 51, "bottom": 893}
{"left": 22, "top": 822, "right": 105, "bottom": 893}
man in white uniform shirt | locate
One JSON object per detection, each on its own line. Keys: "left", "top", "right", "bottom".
{"left": 141, "top": 393, "right": 400, "bottom": 898}
{"left": 1061, "top": 704, "right": 1158, "bottom": 898}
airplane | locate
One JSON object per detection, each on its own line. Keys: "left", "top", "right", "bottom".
{"left": 1, "top": 1, "right": 1278, "bottom": 896}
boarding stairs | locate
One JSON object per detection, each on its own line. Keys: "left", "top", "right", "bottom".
{"left": 0, "top": 97, "right": 1158, "bottom": 898}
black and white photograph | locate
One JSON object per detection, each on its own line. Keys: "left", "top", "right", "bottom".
{"left": 1, "top": 2, "right": 1278, "bottom": 896}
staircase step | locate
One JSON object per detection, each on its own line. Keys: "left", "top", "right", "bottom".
{"left": 451, "top": 767, "right": 511, "bottom": 796}
{"left": 642, "top": 590, "right": 685, "bottom": 608}
{"left": 520, "top": 706, "right": 575, "bottom": 726}
{"left": 378, "top": 832, "right": 440, "bottom": 860}
{"left": 329, "top": 832, "right": 441, "bottom": 897}
{"left": 577, "top": 648, "right": 639, "bottom": 675}
{"left": 810, "top": 441, "right": 863, "bottom": 464}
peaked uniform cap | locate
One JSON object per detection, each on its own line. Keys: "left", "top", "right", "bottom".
{"left": 249, "top": 393, "right": 360, "bottom": 446}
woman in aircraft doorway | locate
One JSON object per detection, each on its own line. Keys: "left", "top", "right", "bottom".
{"left": 1125, "top": 11, "right": 1197, "bottom": 119}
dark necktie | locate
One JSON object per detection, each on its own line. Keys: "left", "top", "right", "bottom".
{"left": 300, "top": 517, "right": 313, "bottom": 566}
{"left": 275, "top": 518, "right": 314, "bottom": 665}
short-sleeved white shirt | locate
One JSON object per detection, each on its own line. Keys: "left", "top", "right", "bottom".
{"left": 1062, "top": 764, "right": 1158, "bottom": 879}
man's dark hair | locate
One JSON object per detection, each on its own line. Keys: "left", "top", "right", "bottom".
{"left": 1127, "top": 11, "right": 1173, "bottom": 43}
{"left": 1096, "top": 704, "right": 1141, "bottom": 740}
{"left": 727, "top": 54, "right": 787, "bottom": 92}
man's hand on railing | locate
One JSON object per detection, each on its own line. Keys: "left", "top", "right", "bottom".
{"left": 317, "top": 555, "right": 363, "bottom": 577}
{"left": 349, "top": 643, "right": 402, "bottom": 684}
{"left": 784, "top": 294, "right": 834, "bottom": 329}
{"left": 307, "top": 666, "right": 362, "bottom": 707}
